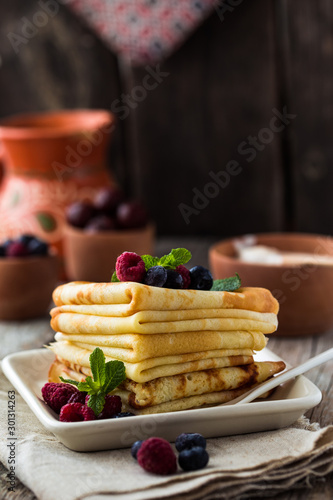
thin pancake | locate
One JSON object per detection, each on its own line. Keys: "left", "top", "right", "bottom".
{"left": 121, "top": 361, "right": 285, "bottom": 408}
{"left": 50, "top": 312, "right": 277, "bottom": 335}
{"left": 53, "top": 282, "right": 279, "bottom": 315}
{"left": 48, "top": 341, "right": 254, "bottom": 382}
{"left": 48, "top": 360, "right": 280, "bottom": 414}
{"left": 54, "top": 330, "right": 267, "bottom": 362}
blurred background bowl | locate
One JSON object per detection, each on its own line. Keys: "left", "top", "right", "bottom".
{"left": 63, "top": 223, "right": 155, "bottom": 282}
{"left": 209, "top": 233, "right": 333, "bottom": 336}
{"left": 0, "top": 255, "right": 59, "bottom": 320}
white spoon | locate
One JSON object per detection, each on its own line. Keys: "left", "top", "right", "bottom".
{"left": 223, "top": 347, "right": 333, "bottom": 406}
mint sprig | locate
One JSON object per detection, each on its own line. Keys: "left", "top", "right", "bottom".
{"left": 142, "top": 248, "right": 192, "bottom": 271}
{"left": 60, "top": 347, "right": 126, "bottom": 416}
{"left": 211, "top": 273, "right": 241, "bottom": 292}
{"left": 111, "top": 271, "right": 120, "bottom": 282}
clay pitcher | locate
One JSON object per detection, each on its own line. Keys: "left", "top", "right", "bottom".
{"left": 0, "top": 109, "right": 115, "bottom": 254}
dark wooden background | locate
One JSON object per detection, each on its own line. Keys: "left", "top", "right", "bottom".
{"left": 0, "top": 0, "right": 332, "bottom": 237}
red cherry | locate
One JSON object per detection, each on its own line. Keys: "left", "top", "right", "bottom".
{"left": 94, "top": 187, "right": 125, "bottom": 214}
{"left": 116, "top": 201, "right": 149, "bottom": 229}
{"left": 85, "top": 215, "right": 116, "bottom": 232}
{"left": 66, "top": 201, "right": 95, "bottom": 228}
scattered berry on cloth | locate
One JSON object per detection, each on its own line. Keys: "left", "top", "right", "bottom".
{"left": 178, "top": 446, "right": 209, "bottom": 471}
{"left": 175, "top": 433, "right": 207, "bottom": 452}
{"left": 137, "top": 437, "right": 177, "bottom": 475}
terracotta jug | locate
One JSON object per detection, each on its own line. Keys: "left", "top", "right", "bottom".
{"left": 0, "top": 109, "right": 115, "bottom": 254}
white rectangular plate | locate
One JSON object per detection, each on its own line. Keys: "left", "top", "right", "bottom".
{"left": 1, "top": 348, "right": 322, "bottom": 452}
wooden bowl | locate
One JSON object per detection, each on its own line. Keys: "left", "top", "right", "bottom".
{"left": 0, "top": 255, "right": 59, "bottom": 320}
{"left": 63, "top": 224, "right": 155, "bottom": 282}
{"left": 209, "top": 233, "right": 333, "bottom": 336}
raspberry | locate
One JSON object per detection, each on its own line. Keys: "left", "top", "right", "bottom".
{"left": 67, "top": 391, "right": 87, "bottom": 405}
{"left": 41, "top": 383, "right": 79, "bottom": 414}
{"left": 137, "top": 437, "right": 177, "bottom": 475}
{"left": 115, "top": 252, "right": 146, "bottom": 282}
{"left": 176, "top": 265, "right": 191, "bottom": 289}
{"left": 85, "top": 394, "right": 122, "bottom": 419}
{"left": 59, "top": 403, "right": 96, "bottom": 422}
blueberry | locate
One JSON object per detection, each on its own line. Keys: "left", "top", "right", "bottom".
{"left": 144, "top": 266, "right": 167, "bottom": 287}
{"left": 189, "top": 266, "right": 213, "bottom": 290}
{"left": 112, "top": 412, "right": 135, "bottom": 418}
{"left": 27, "top": 237, "right": 49, "bottom": 256}
{"left": 164, "top": 269, "right": 183, "bottom": 289}
{"left": 178, "top": 446, "right": 209, "bottom": 471}
{"left": 18, "top": 234, "right": 35, "bottom": 245}
{"left": 175, "top": 433, "right": 206, "bottom": 452}
{"left": 131, "top": 440, "right": 143, "bottom": 459}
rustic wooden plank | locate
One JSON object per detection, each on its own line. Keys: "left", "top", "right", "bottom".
{"left": 119, "top": 0, "right": 285, "bottom": 236}
{"left": 277, "top": 0, "right": 333, "bottom": 234}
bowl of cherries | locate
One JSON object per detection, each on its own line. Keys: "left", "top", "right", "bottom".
{"left": 63, "top": 186, "right": 154, "bottom": 282}
{"left": 0, "top": 235, "right": 59, "bottom": 320}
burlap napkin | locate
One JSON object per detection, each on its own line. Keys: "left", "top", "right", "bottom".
{"left": 1, "top": 365, "right": 332, "bottom": 500}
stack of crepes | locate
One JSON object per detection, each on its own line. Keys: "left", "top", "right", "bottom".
{"left": 48, "top": 281, "right": 285, "bottom": 415}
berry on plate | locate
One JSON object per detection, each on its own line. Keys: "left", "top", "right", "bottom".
{"left": 41, "top": 382, "right": 79, "bottom": 414}
{"left": 164, "top": 269, "right": 183, "bottom": 289}
{"left": 189, "top": 266, "right": 213, "bottom": 290}
{"left": 144, "top": 265, "right": 167, "bottom": 287}
{"left": 59, "top": 403, "right": 96, "bottom": 422}
{"left": 116, "top": 252, "right": 146, "bottom": 282}
{"left": 175, "top": 265, "right": 191, "bottom": 289}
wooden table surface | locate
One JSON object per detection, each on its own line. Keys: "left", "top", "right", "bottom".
{"left": 0, "top": 238, "right": 332, "bottom": 500}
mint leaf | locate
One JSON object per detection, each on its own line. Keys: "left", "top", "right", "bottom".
{"left": 111, "top": 271, "right": 120, "bottom": 282}
{"left": 103, "top": 360, "right": 126, "bottom": 394}
{"left": 89, "top": 347, "right": 106, "bottom": 387}
{"left": 158, "top": 248, "right": 192, "bottom": 269}
{"left": 75, "top": 380, "right": 93, "bottom": 393}
{"left": 60, "top": 347, "right": 126, "bottom": 418}
{"left": 87, "top": 393, "right": 105, "bottom": 417}
{"left": 168, "top": 248, "right": 192, "bottom": 266}
{"left": 211, "top": 273, "right": 241, "bottom": 292}
{"left": 59, "top": 377, "right": 80, "bottom": 387}
{"left": 80, "top": 376, "right": 99, "bottom": 393}
{"left": 141, "top": 254, "right": 159, "bottom": 270}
